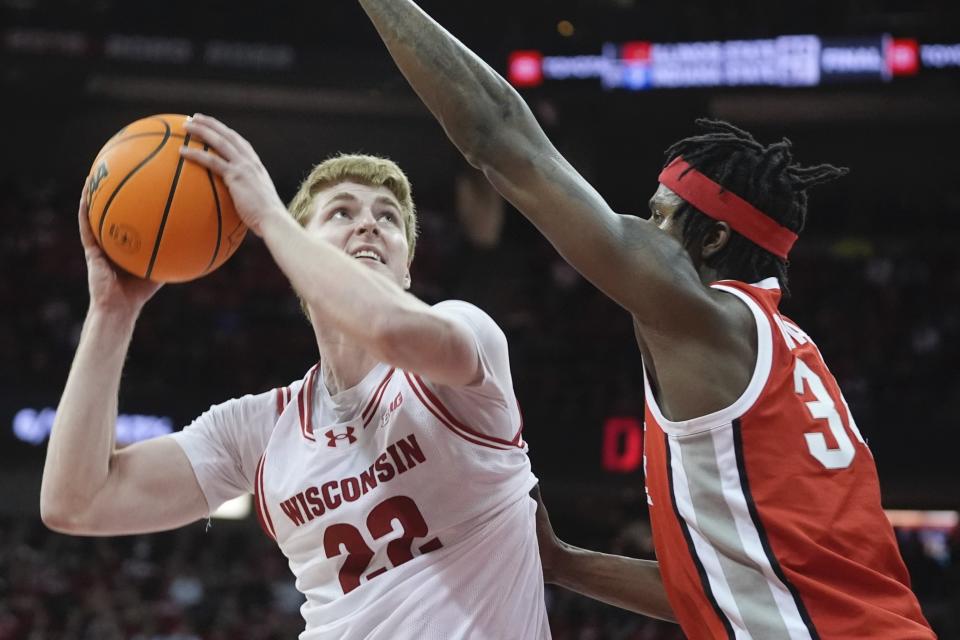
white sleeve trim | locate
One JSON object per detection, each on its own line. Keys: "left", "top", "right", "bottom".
{"left": 643, "top": 284, "right": 773, "bottom": 436}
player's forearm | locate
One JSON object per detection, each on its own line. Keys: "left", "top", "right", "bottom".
{"left": 357, "top": 0, "right": 536, "bottom": 168}
{"left": 259, "top": 214, "right": 426, "bottom": 349}
{"left": 552, "top": 544, "right": 677, "bottom": 623}
{"left": 41, "top": 308, "right": 135, "bottom": 528}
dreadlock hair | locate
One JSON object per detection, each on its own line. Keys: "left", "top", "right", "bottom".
{"left": 663, "top": 119, "right": 848, "bottom": 297}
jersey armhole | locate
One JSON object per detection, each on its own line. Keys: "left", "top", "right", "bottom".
{"left": 644, "top": 284, "right": 774, "bottom": 435}
{"left": 403, "top": 371, "right": 524, "bottom": 451}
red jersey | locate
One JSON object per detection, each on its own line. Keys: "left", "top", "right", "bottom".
{"left": 643, "top": 277, "right": 935, "bottom": 639}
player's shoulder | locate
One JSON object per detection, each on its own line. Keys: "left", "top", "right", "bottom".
{"left": 216, "top": 374, "right": 307, "bottom": 419}
{"left": 432, "top": 298, "right": 487, "bottom": 315}
{"left": 432, "top": 299, "right": 506, "bottom": 343}
{"left": 432, "top": 299, "right": 499, "bottom": 326}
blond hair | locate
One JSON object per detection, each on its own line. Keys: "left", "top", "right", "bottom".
{"left": 288, "top": 153, "right": 418, "bottom": 261}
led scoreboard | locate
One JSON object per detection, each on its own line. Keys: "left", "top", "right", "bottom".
{"left": 509, "top": 34, "right": 957, "bottom": 91}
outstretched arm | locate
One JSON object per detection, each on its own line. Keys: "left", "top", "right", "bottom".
{"left": 41, "top": 186, "right": 209, "bottom": 536}
{"left": 357, "top": 0, "right": 715, "bottom": 331}
{"left": 181, "top": 115, "right": 481, "bottom": 388}
{"left": 533, "top": 487, "right": 676, "bottom": 622}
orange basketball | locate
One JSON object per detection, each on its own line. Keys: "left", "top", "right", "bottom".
{"left": 86, "top": 113, "right": 247, "bottom": 283}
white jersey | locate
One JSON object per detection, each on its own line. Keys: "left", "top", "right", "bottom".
{"left": 171, "top": 301, "right": 550, "bottom": 639}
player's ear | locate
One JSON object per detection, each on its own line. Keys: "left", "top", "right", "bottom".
{"left": 403, "top": 272, "right": 412, "bottom": 290}
{"left": 702, "top": 221, "right": 731, "bottom": 260}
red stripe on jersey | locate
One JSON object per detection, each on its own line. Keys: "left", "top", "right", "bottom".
{"left": 253, "top": 456, "right": 276, "bottom": 541}
{"left": 362, "top": 368, "right": 396, "bottom": 428}
{"left": 297, "top": 365, "right": 319, "bottom": 442}
{"left": 275, "top": 388, "right": 284, "bottom": 417}
{"left": 412, "top": 374, "right": 522, "bottom": 447}
{"left": 513, "top": 400, "right": 526, "bottom": 448}
{"left": 404, "top": 373, "right": 512, "bottom": 451}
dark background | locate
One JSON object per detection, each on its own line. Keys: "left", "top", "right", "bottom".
{"left": 2, "top": 0, "right": 959, "bottom": 637}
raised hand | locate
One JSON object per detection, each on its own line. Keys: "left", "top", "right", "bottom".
{"left": 180, "top": 113, "right": 288, "bottom": 237}
{"left": 78, "top": 180, "right": 163, "bottom": 316}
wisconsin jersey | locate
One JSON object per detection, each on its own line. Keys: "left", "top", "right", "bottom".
{"left": 643, "top": 278, "right": 934, "bottom": 640}
{"left": 172, "top": 301, "right": 549, "bottom": 639}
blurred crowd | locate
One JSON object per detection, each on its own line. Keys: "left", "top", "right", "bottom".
{"left": 2, "top": 156, "right": 959, "bottom": 638}
{"left": 3, "top": 170, "right": 958, "bottom": 481}
{"left": 1, "top": 502, "right": 957, "bottom": 639}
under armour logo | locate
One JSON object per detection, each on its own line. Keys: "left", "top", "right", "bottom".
{"left": 325, "top": 426, "right": 357, "bottom": 448}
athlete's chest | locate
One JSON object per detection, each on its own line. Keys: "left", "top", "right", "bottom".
{"left": 259, "top": 369, "right": 450, "bottom": 537}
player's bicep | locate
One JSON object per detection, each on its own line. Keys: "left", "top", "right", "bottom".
{"left": 481, "top": 145, "right": 714, "bottom": 327}
{"left": 79, "top": 437, "right": 210, "bottom": 536}
{"left": 380, "top": 307, "right": 481, "bottom": 388}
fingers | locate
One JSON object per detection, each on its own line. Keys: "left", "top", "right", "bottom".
{"left": 182, "top": 120, "right": 239, "bottom": 165}
{"left": 77, "top": 177, "right": 100, "bottom": 252}
{"left": 79, "top": 175, "right": 89, "bottom": 212}
{"left": 181, "top": 113, "right": 261, "bottom": 177}
{"left": 184, "top": 113, "right": 255, "bottom": 161}
{"left": 179, "top": 146, "right": 230, "bottom": 176}
{"left": 198, "top": 112, "right": 258, "bottom": 157}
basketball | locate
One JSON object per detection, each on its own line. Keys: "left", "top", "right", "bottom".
{"left": 86, "top": 113, "right": 247, "bottom": 283}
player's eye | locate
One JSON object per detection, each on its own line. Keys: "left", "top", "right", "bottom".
{"left": 331, "top": 208, "right": 351, "bottom": 220}
{"left": 379, "top": 211, "right": 398, "bottom": 224}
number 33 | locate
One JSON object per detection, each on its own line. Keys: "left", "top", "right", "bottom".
{"left": 794, "top": 358, "right": 868, "bottom": 470}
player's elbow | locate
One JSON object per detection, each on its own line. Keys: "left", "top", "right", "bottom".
{"left": 40, "top": 496, "right": 88, "bottom": 534}
{"left": 39, "top": 477, "right": 99, "bottom": 534}
{"left": 369, "top": 312, "right": 476, "bottom": 386}
{"left": 366, "top": 309, "right": 420, "bottom": 365}
{"left": 462, "top": 96, "right": 538, "bottom": 171}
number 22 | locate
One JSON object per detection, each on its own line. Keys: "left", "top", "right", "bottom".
{"left": 323, "top": 495, "right": 443, "bottom": 594}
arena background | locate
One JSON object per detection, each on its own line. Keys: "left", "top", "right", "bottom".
{"left": 2, "top": 0, "right": 959, "bottom": 637}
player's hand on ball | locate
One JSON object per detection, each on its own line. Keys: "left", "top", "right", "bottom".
{"left": 180, "top": 113, "right": 287, "bottom": 237}
{"left": 78, "top": 180, "right": 163, "bottom": 315}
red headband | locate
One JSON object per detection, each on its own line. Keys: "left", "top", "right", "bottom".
{"left": 658, "top": 156, "right": 797, "bottom": 260}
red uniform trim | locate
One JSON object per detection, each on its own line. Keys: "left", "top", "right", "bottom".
{"left": 411, "top": 374, "right": 522, "bottom": 447}
{"left": 297, "top": 365, "right": 319, "bottom": 441}
{"left": 404, "top": 373, "right": 514, "bottom": 450}
{"left": 253, "top": 455, "right": 277, "bottom": 541}
{"left": 361, "top": 368, "right": 396, "bottom": 429}
{"left": 513, "top": 401, "right": 526, "bottom": 448}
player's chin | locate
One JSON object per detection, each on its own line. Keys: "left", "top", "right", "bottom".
{"left": 355, "top": 257, "right": 392, "bottom": 276}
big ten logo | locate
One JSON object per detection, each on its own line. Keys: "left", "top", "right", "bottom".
{"left": 379, "top": 392, "right": 403, "bottom": 430}
{"left": 389, "top": 392, "right": 403, "bottom": 412}
{"left": 602, "top": 416, "right": 644, "bottom": 473}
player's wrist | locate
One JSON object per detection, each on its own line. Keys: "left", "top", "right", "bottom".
{"left": 541, "top": 538, "right": 575, "bottom": 585}
{"left": 86, "top": 300, "right": 142, "bottom": 330}
{"left": 257, "top": 206, "right": 298, "bottom": 240}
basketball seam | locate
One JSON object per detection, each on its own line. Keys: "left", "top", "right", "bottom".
{"left": 145, "top": 132, "right": 192, "bottom": 280}
{"left": 203, "top": 142, "right": 224, "bottom": 274}
{"left": 93, "top": 132, "right": 188, "bottom": 165}
{"left": 96, "top": 118, "right": 172, "bottom": 247}
{"left": 90, "top": 133, "right": 185, "bottom": 216}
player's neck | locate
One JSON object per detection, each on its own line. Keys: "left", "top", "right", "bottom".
{"left": 313, "top": 326, "right": 380, "bottom": 395}
{"left": 697, "top": 264, "right": 722, "bottom": 286}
